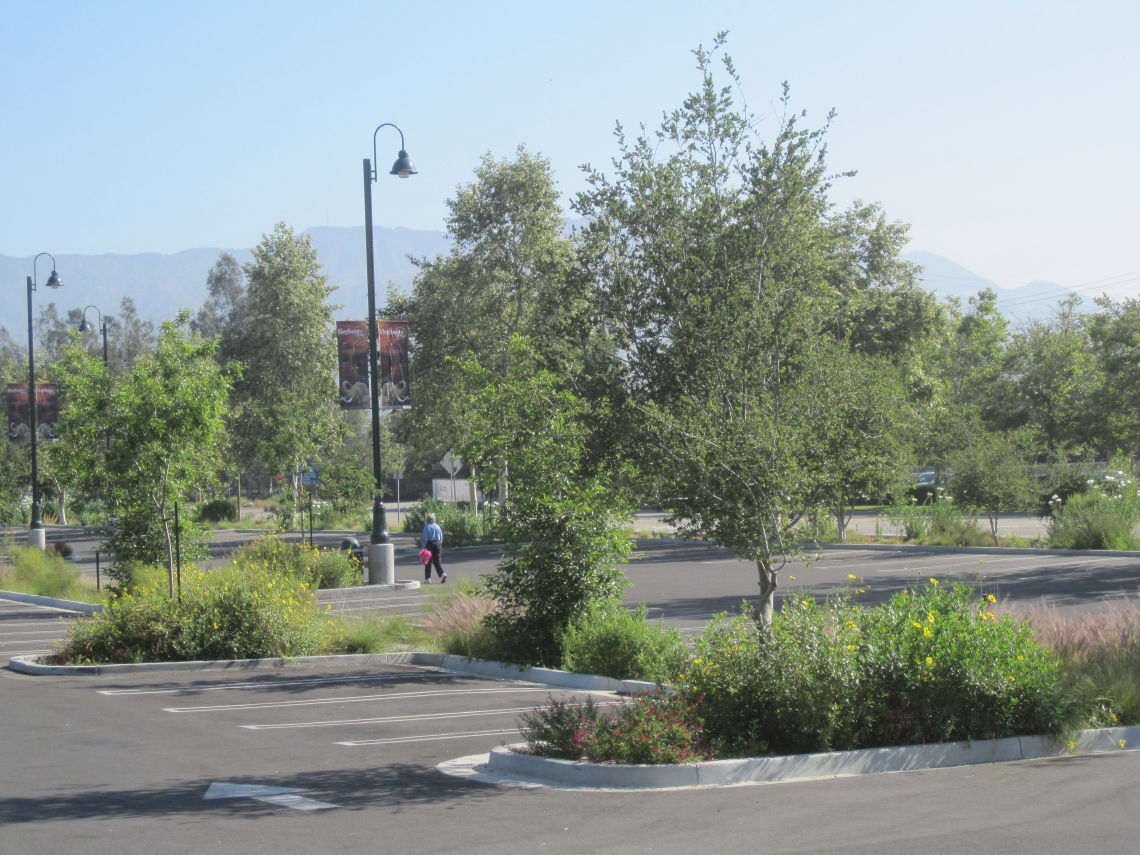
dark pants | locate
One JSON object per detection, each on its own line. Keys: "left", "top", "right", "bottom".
{"left": 424, "top": 540, "right": 443, "bottom": 579}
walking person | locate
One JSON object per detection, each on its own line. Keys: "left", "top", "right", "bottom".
{"left": 421, "top": 512, "right": 446, "bottom": 583}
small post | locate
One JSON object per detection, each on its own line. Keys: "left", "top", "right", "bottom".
{"left": 95, "top": 549, "right": 101, "bottom": 591}
{"left": 308, "top": 490, "right": 314, "bottom": 548}
{"left": 174, "top": 501, "right": 182, "bottom": 604}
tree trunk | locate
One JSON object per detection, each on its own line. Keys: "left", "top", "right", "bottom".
{"left": 752, "top": 559, "right": 777, "bottom": 628}
{"left": 498, "top": 459, "right": 509, "bottom": 506}
{"left": 56, "top": 483, "right": 68, "bottom": 526}
{"left": 161, "top": 506, "right": 175, "bottom": 598}
{"left": 469, "top": 464, "right": 480, "bottom": 516}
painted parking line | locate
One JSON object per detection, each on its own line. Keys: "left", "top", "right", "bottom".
{"left": 337, "top": 728, "right": 522, "bottom": 747}
{"left": 97, "top": 671, "right": 444, "bottom": 696}
{"left": 240, "top": 704, "right": 563, "bottom": 730}
{"left": 162, "top": 686, "right": 552, "bottom": 713}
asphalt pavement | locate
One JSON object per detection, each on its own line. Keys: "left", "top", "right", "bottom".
{"left": 5, "top": 527, "right": 1140, "bottom": 853}
{"left": 3, "top": 651, "right": 1140, "bottom": 854}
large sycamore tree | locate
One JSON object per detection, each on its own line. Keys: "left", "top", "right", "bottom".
{"left": 575, "top": 36, "right": 921, "bottom": 625}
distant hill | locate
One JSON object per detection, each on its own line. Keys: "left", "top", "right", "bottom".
{"left": 0, "top": 226, "right": 451, "bottom": 336}
{"left": 1, "top": 229, "right": 1075, "bottom": 337}
{"left": 906, "top": 252, "right": 1074, "bottom": 323}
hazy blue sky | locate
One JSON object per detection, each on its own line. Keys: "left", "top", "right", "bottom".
{"left": 3, "top": 0, "right": 1137, "bottom": 299}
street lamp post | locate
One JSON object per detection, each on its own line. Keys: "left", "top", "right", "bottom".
{"left": 362, "top": 123, "right": 416, "bottom": 584}
{"left": 79, "top": 305, "right": 111, "bottom": 366}
{"left": 25, "top": 253, "right": 63, "bottom": 549}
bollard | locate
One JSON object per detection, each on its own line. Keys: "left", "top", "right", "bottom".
{"left": 367, "top": 542, "right": 395, "bottom": 585}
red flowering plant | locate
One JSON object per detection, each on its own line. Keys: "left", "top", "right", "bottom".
{"left": 519, "top": 693, "right": 712, "bottom": 765}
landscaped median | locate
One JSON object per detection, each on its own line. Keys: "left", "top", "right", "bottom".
{"left": 9, "top": 646, "right": 1138, "bottom": 791}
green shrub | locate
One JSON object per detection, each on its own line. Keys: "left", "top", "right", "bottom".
{"left": 229, "top": 534, "right": 361, "bottom": 589}
{"left": 850, "top": 582, "right": 1062, "bottom": 747}
{"left": 196, "top": 498, "right": 238, "bottom": 523}
{"left": 559, "top": 603, "right": 689, "bottom": 683}
{"left": 1047, "top": 488, "right": 1140, "bottom": 550}
{"left": 793, "top": 512, "right": 839, "bottom": 544}
{"left": 884, "top": 499, "right": 989, "bottom": 546}
{"left": 923, "top": 503, "right": 990, "bottom": 547}
{"left": 678, "top": 582, "right": 1063, "bottom": 757}
{"left": 401, "top": 498, "right": 490, "bottom": 546}
{"left": 1, "top": 546, "right": 90, "bottom": 601}
{"left": 171, "top": 566, "right": 326, "bottom": 660}
{"left": 55, "top": 564, "right": 327, "bottom": 664}
{"left": 69, "top": 497, "right": 110, "bottom": 527}
{"left": 885, "top": 498, "right": 931, "bottom": 540}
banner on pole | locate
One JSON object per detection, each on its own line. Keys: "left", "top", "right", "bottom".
{"left": 6, "top": 383, "right": 28, "bottom": 441}
{"left": 37, "top": 384, "right": 59, "bottom": 440}
{"left": 6, "top": 383, "right": 59, "bottom": 442}
{"left": 378, "top": 320, "right": 411, "bottom": 410}
{"left": 336, "top": 321, "right": 370, "bottom": 409}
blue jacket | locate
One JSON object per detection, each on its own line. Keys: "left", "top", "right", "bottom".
{"left": 421, "top": 522, "right": 443, "bottom": 547}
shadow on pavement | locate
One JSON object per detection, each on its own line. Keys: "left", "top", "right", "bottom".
{"left": 0, "top": 764, "right": 497, "bottom": 825}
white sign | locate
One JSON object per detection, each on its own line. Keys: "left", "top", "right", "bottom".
{"left": 432, "top": 478, "right": 478, "bottom": 503}
{"left": 440, "top": 451, "right": 462, "bottom": 475}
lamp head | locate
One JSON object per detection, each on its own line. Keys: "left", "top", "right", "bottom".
{"left": 390, "top": 149, "right": 417, "bottom": 178}
{"left": 46, "top": 269, "right": 62, "bottom": 289}
{"left": 78, "top": 318, "right": 93, "bottom": 332}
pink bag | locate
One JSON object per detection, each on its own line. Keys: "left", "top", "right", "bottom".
{"left": 419, "top": 548, "right": 433, "bottom": 565}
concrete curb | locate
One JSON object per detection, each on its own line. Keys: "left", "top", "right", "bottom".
{"left": 5, "top": 648, "right": 654, "bottom": 697}
{"left": 816, "top": 542, "right": 1140, "bottom": 558}
{"left": 0, "top": 590, "right": 101, "bottom": 615}
{"left": 464, "top": 725, "right": 1140, "bottom": 790}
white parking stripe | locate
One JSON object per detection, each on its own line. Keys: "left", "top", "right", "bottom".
{"left": 241, "top": 704, "right": 552, "bottom": 730}
{"left": 0, "top": 629, "right": 70, "bottom": 637}
{"left": 99, "top": 672, "right": 447, "bottom": 696}
{"left": 337, "top": 728, "right": 520, "bottom": 746}
{"left": 163, "top": 686, "right": 571, "bottom": 713}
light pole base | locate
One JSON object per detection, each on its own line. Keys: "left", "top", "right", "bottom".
{"left": 28, "top": 528, "right": 46, "bottom": 550}
{"left": 367, "top": 542, "right": 395, "bottom": 585}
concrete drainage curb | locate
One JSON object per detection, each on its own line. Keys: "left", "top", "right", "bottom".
{"left": 6, "top": 649, "right": 657, "bottom": 696}
{"left": 455, "top": 725, "right": 1140, "bottom": 790}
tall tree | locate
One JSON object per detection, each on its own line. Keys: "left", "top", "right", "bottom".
{"left": 458, "top": 338, "right": 632, "bottom": 666}
{"left": 1002, "top": 295, "right": 1098, "bottom": 454}
{"left": 1088, "top": 296, "right": 1140, "bottom": 456}
{"left": 105, "top": 296, "right": 157, "bottom": 374}
{"left": 226, "top": 223, "right": 340, "bottom": 502}
{"left": 391, "top": 146, "right": 581, "bottom": 468}
{"left": 574, "top": 36, "right": 918, "bottom": 625}
{"left": 52, "top": 313, "right": 235, "bottom": 589}
{"left": 193, "top": 251, "right": 247, "bottom": 343}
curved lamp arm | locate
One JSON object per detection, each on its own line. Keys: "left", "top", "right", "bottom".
{"left": 371, "top": 123, "right": 417, "bottom": 181}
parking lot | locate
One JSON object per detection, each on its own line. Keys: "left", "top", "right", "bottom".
{"left": 0, "top": 597, "right": 79, "bottom": 667}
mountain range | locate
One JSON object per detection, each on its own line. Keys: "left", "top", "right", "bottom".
{"left": 1, "top": 227, "right": 1077, "bottom": 338}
